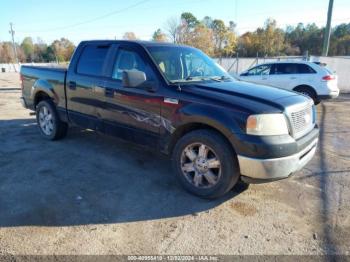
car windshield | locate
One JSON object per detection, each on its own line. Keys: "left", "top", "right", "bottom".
{"left": 146, "top": 45, "right": 232, "bottom": 83}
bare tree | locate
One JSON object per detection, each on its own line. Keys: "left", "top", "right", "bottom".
{"left": 164, "top": 17, "right": 180, "bottom": 43}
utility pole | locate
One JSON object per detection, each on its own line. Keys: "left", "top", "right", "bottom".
{"left": 9, "top": 23, "right": 19, "bottom": 64}
{"left": 322, "top": 0, "right": 334, "bottom": 56}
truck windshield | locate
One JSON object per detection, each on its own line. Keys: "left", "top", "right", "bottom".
{"left": 146, "top": 45, "right": 232, "bottom": 84}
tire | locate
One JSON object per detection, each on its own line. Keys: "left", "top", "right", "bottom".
{"left": 36, "top": 100, "right": 68, "bottom": 140}
{"left": 294, "top": 86, "right": 319, "bottom": 105}
{"left": 172, "top": 129, "right": 240, "bottom": 199}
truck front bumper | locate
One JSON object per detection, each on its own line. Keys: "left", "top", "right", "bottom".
{"left": 238, "top": 137, "right": 318, "bottom": 183}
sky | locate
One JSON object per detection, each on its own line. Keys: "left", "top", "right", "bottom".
{"left": 1, "top": 0, "right": 350, "bottom": 45}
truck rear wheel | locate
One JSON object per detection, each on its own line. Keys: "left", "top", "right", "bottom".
{"left": 36, "top": 100, "right": 68, "bottom": 140}
{"left": 172, "top": 129, "right": 240, "bottom": 199}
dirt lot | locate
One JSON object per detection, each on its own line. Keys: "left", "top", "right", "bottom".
{"left": 0, "top": 72, "right": 349, "bottom": 255}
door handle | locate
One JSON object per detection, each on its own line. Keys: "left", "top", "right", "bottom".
{"left": 290, "top": 77, "right": 297, "bottom": 80}
{"left": 262, "top": 77, "right": 268, "bottom": 80}
{"left": 68, "top": 81, "right": 76, "bottom": 90}
{"left": 105, "top": 87, "right": 114, "bottom": 97}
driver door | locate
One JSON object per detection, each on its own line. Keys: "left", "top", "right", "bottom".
{"left": 101, "top": 45, "right": 162, "bottom": 146}
{"left": 240, "top": 64, "right": 271, "bottom": 85}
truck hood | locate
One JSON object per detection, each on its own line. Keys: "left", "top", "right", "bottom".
{"left": 182, "top": 80, "right": 310, "bottom": 114}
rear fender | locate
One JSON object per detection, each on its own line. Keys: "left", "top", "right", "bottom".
{"left": 31, "top": 79, "right": 59, "bottom": 106}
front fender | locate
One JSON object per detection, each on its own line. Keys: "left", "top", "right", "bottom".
{"left": 178, "top": 103, "right": 246, "bottom": 137}
{"left": 160, "top": 102, "right": 249, "bottom": 154}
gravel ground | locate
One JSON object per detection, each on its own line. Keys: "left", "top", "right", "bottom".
{"left": 0, "top": 72, "right": 349, "bottom": 255}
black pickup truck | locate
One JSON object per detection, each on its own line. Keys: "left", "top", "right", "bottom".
{"left": 20, "top": 40, "right": 319, "bottom": 198}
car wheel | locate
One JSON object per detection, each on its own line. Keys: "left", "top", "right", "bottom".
{"left": 295, "top": 86, "right": 319, "bottom": 105}
{"left": 36, "top": 100, "right": 68, "bottom": 140}
{"left": 172, "top": 129, "right": 240, "bottom": 199}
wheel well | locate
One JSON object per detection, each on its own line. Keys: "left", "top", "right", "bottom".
{"left": 293, "top": 85, "right": 316, "bottom": 95}
{"left": 167, "top": 123, "right": 234, "bottom": 155}
{"left": 34, "top": 92, "right": 51, "bottom": 109}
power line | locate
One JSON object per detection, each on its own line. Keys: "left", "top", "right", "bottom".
{"left": 19, "top": 0, "right": 151, "bottom": 33}
{"left": 18, "top": 0, "right": 216, "bottom": 30}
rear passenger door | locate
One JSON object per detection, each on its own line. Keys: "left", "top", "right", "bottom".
{"left": 268, "top": 63, "right": 297, "bottom": 90}
{"left": 66, "top": 43, "right": 112, "bottom": 130}
{"left": 269, "top": 63, "right": 316, "bottom": 90}
{"left": 293, "top": 63, "right": 318, "bottom": 87}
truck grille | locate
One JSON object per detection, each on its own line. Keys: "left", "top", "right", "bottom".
{"left": 289, "top": 104, "right": 314, "bottom": 138}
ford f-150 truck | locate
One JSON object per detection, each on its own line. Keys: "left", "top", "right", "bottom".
{"left": 20, "top": 40, "right": 319, "bottom": 198}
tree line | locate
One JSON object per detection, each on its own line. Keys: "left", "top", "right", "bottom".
{"left": 0, "top": 37, "right": 75, "bottom": 64}
{"left": 1, "top": 12, "right": 349, "bottom": 63}
{"left": 155, "top": 13, "right": 350, "bottom": 57}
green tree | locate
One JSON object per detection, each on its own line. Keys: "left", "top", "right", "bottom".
{"left": 333, "top": 23, "right": 350, "bottom": 38}
{"left": 181, "top": 12, "right": 199, "bottom": 28}
{"left": 239, "top": 18, "right": 285, "bottom": 57}
{"left": 152, "top": 29, "right": 168, "bottom": 42}
{"left": 50, "top": 38, "right": 75, "bottom": 62}
{"left": 202, "top": 16, "right": 214, "bottom": 29}
{"left": 21, "top": 37, "right": 34, "bottom": 62}
{"left": 181, "top": 24, "right": 215, "bottom": 56}
{"left": 212, "top": 19, "right": 227, "bottom": 54}
{"left": 285, "top": 23, "right": 323, "bottom": 55}
{"left": 260, "top": 18, "right": 285, "bottom": 56}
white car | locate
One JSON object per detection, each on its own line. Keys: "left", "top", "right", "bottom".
{"left": 238, "top": 61, "right": 340, "bottom": 104}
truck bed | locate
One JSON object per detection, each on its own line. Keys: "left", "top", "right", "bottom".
{"left": 20, "top": 65, "right": 67, "bottom": 110}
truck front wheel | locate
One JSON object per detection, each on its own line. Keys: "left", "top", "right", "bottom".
{"left": 172, "top": 129, "right": 240, "bottom": 199}
{"left": 36, "top": 100, "right": 68, "bottom": 140}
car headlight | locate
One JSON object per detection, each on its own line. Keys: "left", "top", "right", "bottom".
{"left": 246, "top": 114, "right": 289, "bottom": 136}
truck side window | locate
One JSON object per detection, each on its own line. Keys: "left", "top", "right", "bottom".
{"left": 77, "top": 45, "right": 110, "bottom": 76}
{"left": 112, "top": 49, "right": 147, "bottom": 80}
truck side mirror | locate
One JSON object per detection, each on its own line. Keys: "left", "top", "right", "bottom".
{"left": 122, "top": 70, "right": 147, "bottom": 88}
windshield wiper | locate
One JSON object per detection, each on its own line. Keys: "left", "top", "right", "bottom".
{"left": 209, "top": 77, "right": 223, "bottom": 82}
{"left": 210, "top": 75, "right": 232, "bottom": 82}
{"left": 170, "top": 75, "right": 230, "bottom": 84}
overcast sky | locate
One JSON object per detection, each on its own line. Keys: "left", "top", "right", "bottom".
{"left": 1, "top": 0, "right": 350, "bottom": 44}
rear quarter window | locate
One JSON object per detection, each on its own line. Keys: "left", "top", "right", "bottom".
{"left": 77, "top": 44, "right": 110, "bottom": 76}
{"left": 297, "top": 64, "right": 316, "bottom": 74}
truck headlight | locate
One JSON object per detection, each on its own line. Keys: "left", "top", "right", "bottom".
{"left": 246, "top": 114, "right": 289, "bottom": 136}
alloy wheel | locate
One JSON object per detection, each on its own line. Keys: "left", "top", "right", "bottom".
{"left": 180, "top": 143, "right": 222, "bottom": 189}
{"left": 38, "top": 105, "right": 54, "bottom": 136}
